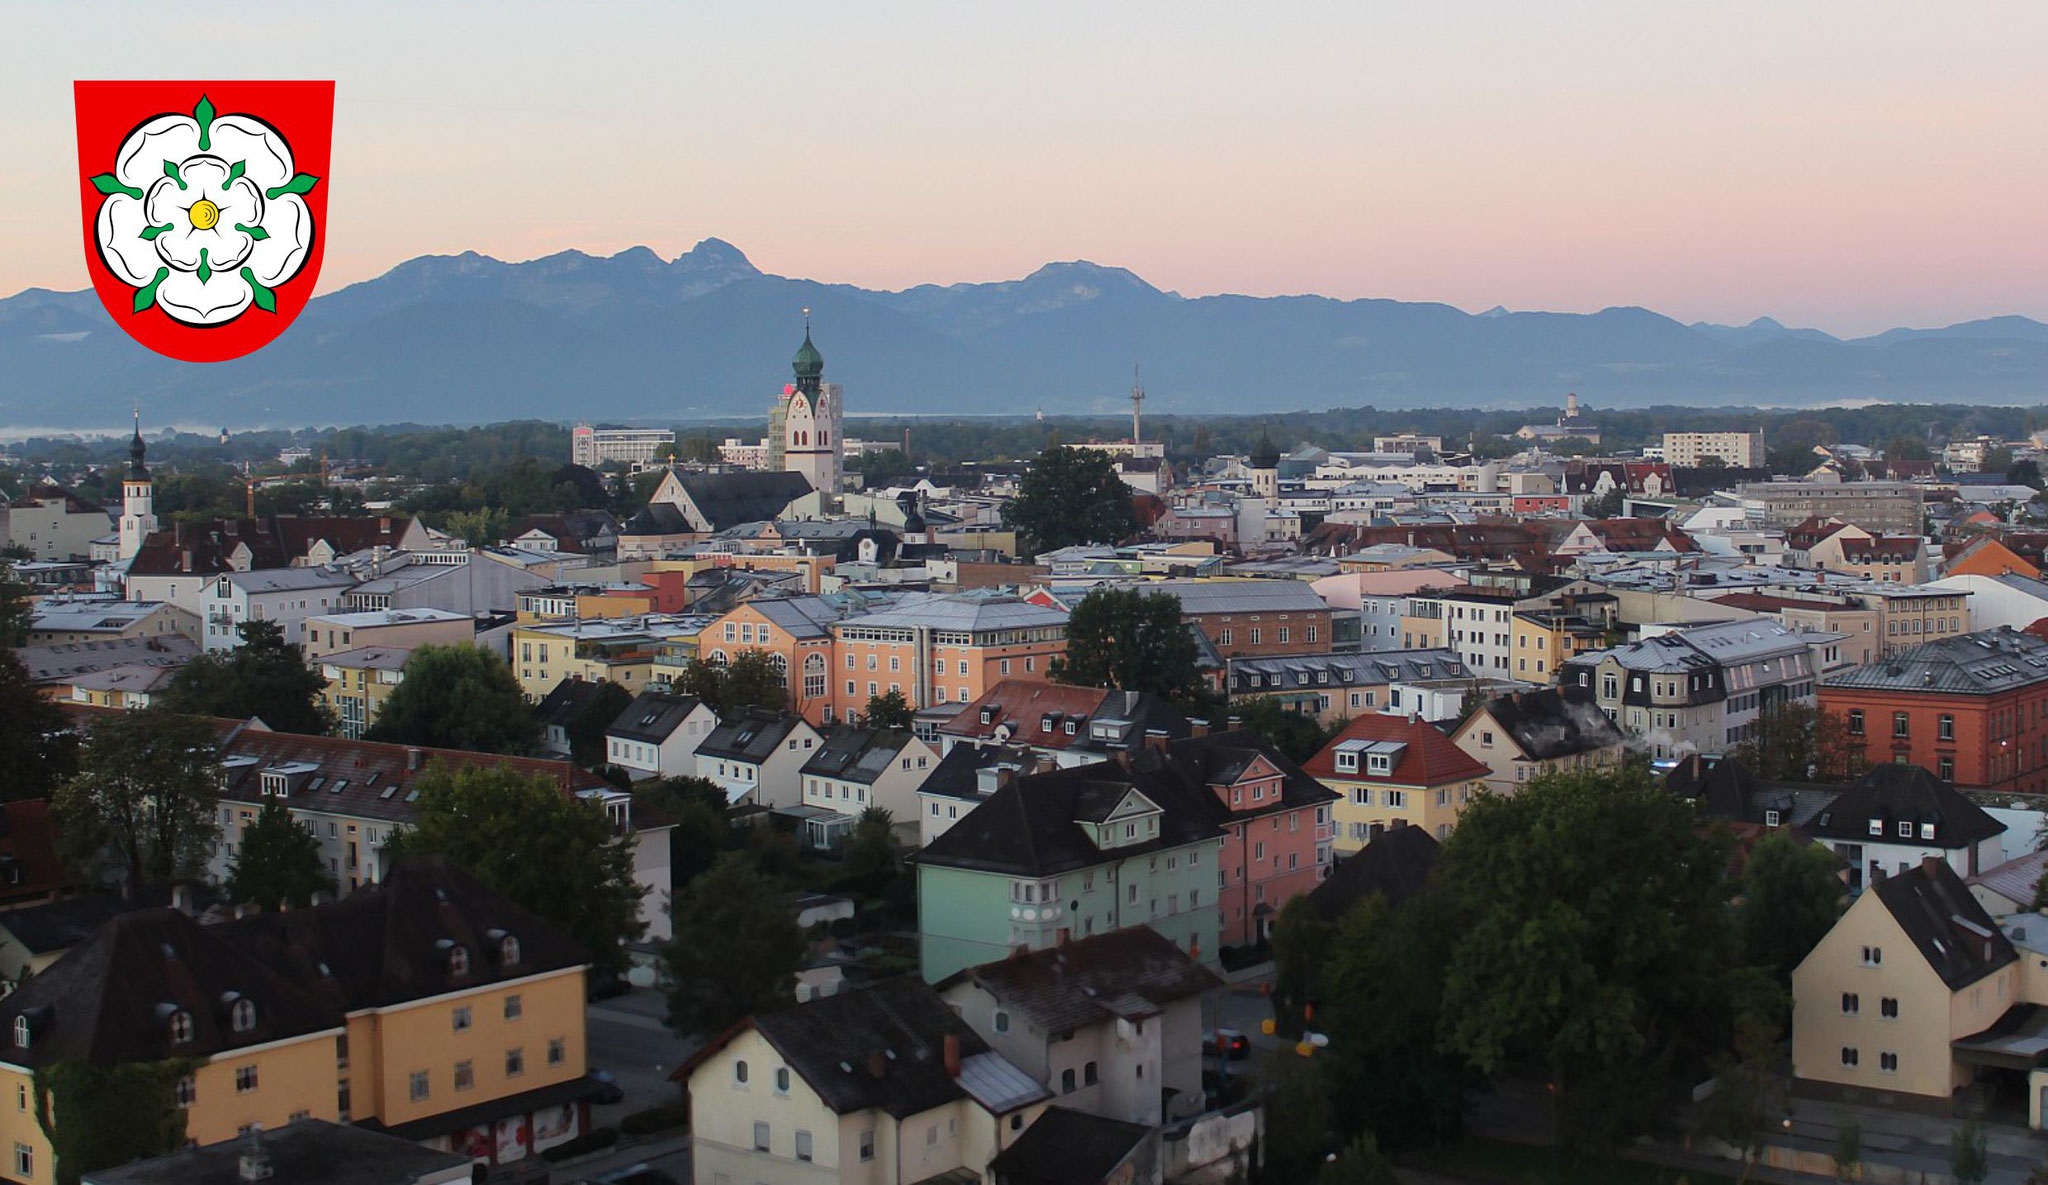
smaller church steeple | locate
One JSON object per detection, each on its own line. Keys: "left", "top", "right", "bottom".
{"left": 792, "top": 307, "right": 825, "bottom": 396}
{"left": 118, "top": 404, "right": 157, "bottom": 563}
{"left": 128, "top": 404, "right": 149, "bottom": 479}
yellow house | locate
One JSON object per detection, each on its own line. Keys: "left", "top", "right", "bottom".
{"left": 510, "top": 619, "right": 657, "bottom": 702}
{"left": 0, "top": 859, "right": 597, "bottom": 1184}
{"left": 1790, "top": 856, "right": 2036, "bottom": 1116}
{"left": 1304, "top": 714, "right": 1492, "bottom": 850}
{"left": 315, "top": 646, "right": 410, "bottom": 739}
{"left": 1448, "top": 686, "right": 1626, "bottom": 800}
{"left": 1509, "top": 610, "right": 1607, "bottom": 685}
{"left": 681, "top": 977, "right": 1049, "bottom": 1185}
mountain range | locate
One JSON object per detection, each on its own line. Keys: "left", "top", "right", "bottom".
{"left": 4, "top": 238, "right": 2048, "bottom": 430}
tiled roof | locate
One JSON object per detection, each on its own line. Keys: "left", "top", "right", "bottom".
{"left": 801, "top": 726, "right": 918, "bottom": 785}
{"left": 985, "top": 1106, "right": 1152, "bottom": 1185}
{"left": 1807, "top": 763, "right": 2005, "bottom": 848}
{"left": 1823, "top": 628, "right": 2048, "bottom": 694}
{"left": 940, "top": 681, "right": 1188, "bottom": 754}
{"left": 938, "top": 927, "right": 1221, "bottom": 1034}
{"left": 607, "top": 690, "right": 707, "bottom": 744}
{"left": 128, "top": 516, "right": 413, "bottom": 576}
{"left": 533, "top": 678, "right": 604, "bottom": 729}
{"left": 625, "top": 472, "right": 814, "bottom": 535}
{"left": 1302, "top": 715, "right": 1490, "bottom": 786}
{"left": 697, "top": 709, "right": 806, "bottom": 764}
{"left": 1136, "top": 579, "right": 1331, "bottom": 615}
{"left": 16, "top": 636, "right": 198, "bottom": 684}
{"left": 1229, "top": 649, "right": 1467, "bottom": 695}
{"left": 1871, "top": 858, "right": 2016, "bottom": 990}
{"left": 1475, "top": 685, "right": 1624, "bottom": 760}
{"left": 1969, "top": 849, "right": 2048, "bottom": 910}
{"left": 1307, "top": 825, "right": 1438, "bottom": 921}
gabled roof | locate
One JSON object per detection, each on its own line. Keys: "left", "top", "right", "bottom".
{"left": 1471, "top": 685, "right": 1624, "bottom": 760}
{"left": 801, "top": 726, "right": 918, "bottom": 785}
{"left": 1871, "top": 858, "right": 2016, "bottom": 990}
{"left": 698, "top": 709, "right": 807, "bottom": 764}
{"left": 1969, "top": 849, "right": 2048, "bottom": 910}
{"left": 626, "top": 471, "right": 814, "bottom": 536}
{"left": 606, "top": 690, "right": 708, "bottom": 744}
{"left": 1307, "top": 825, "right": 1439, "bottom": 921}
{"left": 128, "top": 516, "right": 414, "bottom": 576}
{"left": 533, "top": 677, "right": 605, "bottom": 730}
{"left": 940, "top": 680, "right": 1188, "bottom": 754}
{"left": 939, "top": 927, "right": 1220, "bottom": 1033}
{"left": 985, "top": 1107, "right": 1154, "bottom": 1185}
{"left": 1302, "top": 715, "right": 1490, "bottom": 786}
{"left": 1807, "top": 763, "right": 2005, "bottom": 849}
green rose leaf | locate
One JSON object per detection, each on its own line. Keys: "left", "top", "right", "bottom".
{"left": 264, "top": 173, "right": 321, "bottom": 199}
{"left": 195, "top": 95, "right": 216, "bottom": 151}
{"left": 225, "top": 160, "right": 246, "bottom": 188}
{"left": 139, "top": 224, "right": 173, "bottom": 241}
{"left": 134, "top": 267, "right": 168, "bottom": 314}
{"left": 196, "top": 248, "right": 211, "bottom": 286}
{"left": 233, "top": 223, "right": 269, "bottom": 242}
{"left": 90, "top": 174, "right": 144, "bottom": 200}
{"left": 241, "top": 268, "right": 276, "bottom": 314}
{"left": 163, "top": 160, "right": 185, "bottom": 190}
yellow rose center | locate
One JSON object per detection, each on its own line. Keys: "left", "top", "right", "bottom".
{"left": 188, "top": 199, "right": 220, "bottom": 231}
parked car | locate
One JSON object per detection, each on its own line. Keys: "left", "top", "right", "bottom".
{"left": 587, "top": 1067, "right": 625, "bottom": 1105}
{"left": 1203, "top": 1028, "right": 1251, "bottom": 1060}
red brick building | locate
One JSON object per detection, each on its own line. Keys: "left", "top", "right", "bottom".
{"left": 1819, "top": 628, "right": 2048, "bottom": 794}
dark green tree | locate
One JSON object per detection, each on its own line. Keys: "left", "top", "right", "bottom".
{"left": 0, "top": 651, "right": 77, "bottom": 801}
{"left": 1887, "top": 435, "right": 1931, "bottom": 461}
{"left": 634, "top": 776, "right": 734, "bottom": 888}
{"left": 387, "top": 762, "right": 644, "bottom": 975}
{"left": 1468, "top": 433, "right": 1515, "bottom": 459}
{"left": 1737, "top": 829, "right": 1846, "bottom": 983}
{"left": 0, "top": 563, "right": 30, "bottom": 647}
{"left": 52, "top": 709, "right": 222, "bottom": 889}
{"left": 159, "top": 619, "right": 331, "bottom": 734}
{"left": 1584, "top": 487, "right": 1626, "bottom": 519}
{"left": 834, "top": 807, "right": 910, "bottom": 915}
{"left": 861, "top": 690, "right": 913, "bottom": 730}
{"left": 1052, "top": 588, "right": 1204, "bottom": 704}
{"left": 1834, "top": 1120, "right": 1862, "bottom": 1184}
{"left": 225, "top": 800, "right": 335, "bottom": 910}
{"left": 1229, "top": 698, "right": 1335, "bottom": 764}
{"left": 34, "top": 1059, "right": 195, "bottom": 1185}
{"left": 1268, "top": 895, "right": 1332, "bottom": 1035}
{"left": 367, "top": 644, "right": 539, "bottom": 755}
{"left": 1951, "top": 1120, "right": 1989, "bottom": 1185}
{"left": 1001, "top": 446, "right": 1141, "bottom": 555}
{"left": 2009, "top": 459, "right": 2045, "bottom": 491}
{"left": 566, "top": 681, "right": 635, "bottom": 768}
{"left": 1696, "top": 997, "right": 1789, "bottom": 1185}
{"left": 1257, "top": 1053, "right": 1335, "bottom": 1184}
{"left": 1735, "top": 699, "right": 1859, "bottom": 782}
{"left": 1434, "top": 765, "right": 1736, "bottom": 1150}
{"left": 1317, "top": 1132, "right": 1398, "bottom": 1185}
{"left": 662, "top": 851, "right": 805, "bottom": 1037}
{"left": 674, "top": 651, "right": 789, "bottom": 715}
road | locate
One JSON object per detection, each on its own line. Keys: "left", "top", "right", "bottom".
{"left": 566, "top": 987, "right": 702, "bottom": 1183}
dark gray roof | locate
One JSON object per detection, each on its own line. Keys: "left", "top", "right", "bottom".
{"left": 1478, "top": 685, "right": 1624, "bottom": 760}
{"left": 937, "top": 927, "right": 1221, "bottom": 1033}
{"left": 608, "top": 690, "right": 707, "bottom": 744}
{"left": 698, "top": 709, "right": 806, "bottom": 764}
{"left": 1872, "top": 859, "right": 2016, "bottom": 990}
{"left": 1228, "top": 648, "right": 1467, "bottom": 694}
{"left": 1307, "top": 825, "right": 1439, "bottom": 922}
{"left": 987, "top": 1106, "right": 1154, "bottom": 1185}
{"left": 1824, "top": 628, "right": 2048, "bottom": 695}
{"left": 801, "top": 726, "right": 917, "bottom": 785}
{"left": 534, "top": 677, "right": 605, "bottom": 729}
{"left": 661, "top": 471, "right": 816, "bottom": 534}
{"left": 1808, "top": 763, "right": 2006, "bottom": 849}
{"left": 913, "top": 742, "right": 1041, "bottom": 804}
{"left": 1664, "top": 755, "right": 1835, "bottom": 828}
{"left": 82, "top": 1119, "right": 469, "bottom": 1185}
{"left": 0, "top": 895, "right": 148, "bottom": 956}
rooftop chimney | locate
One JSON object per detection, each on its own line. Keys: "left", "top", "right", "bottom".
{"left": 1189, "top": 718, "right": 1210, "bottom": 739}
{"left": 867, "top": 1051, "right": 888, "bottom": 1079}
{"left": 1920, "top": 854, "right": 1943, "bottom": 878}
{"left": 237, "top": 1126, "right": 273, "bottom": 1182}
{"left": 1144, "top": 728, "right": 1171, "bottom": 753}
{"left": 943, "top": 1034, "right": 962, "bottom": 1078}
{"left": 406, "top": 747, "right": 422, "bottom": 772}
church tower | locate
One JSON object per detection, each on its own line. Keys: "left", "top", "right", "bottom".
{"left": 117, "top": 408, "right": 157, "bottom": 562}
{"left": 771, "top": 313, "right": 843, "bottom": 495}
{"left": 1249, "top": 424, "right": 1281, "bottom": 500}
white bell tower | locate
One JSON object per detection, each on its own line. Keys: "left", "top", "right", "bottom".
{"left": 117, "top": 406, "right": 156, "bottom": 562}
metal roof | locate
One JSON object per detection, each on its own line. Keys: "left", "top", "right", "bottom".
{"left": 1824, "top": 628, "right": 2048, "bottom": 694}
{"left": 837, "top": 591, "right": 1068, "bottom": 632}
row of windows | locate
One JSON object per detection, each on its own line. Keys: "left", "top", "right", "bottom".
{"left": 1838, "top": 1047, "right": 1900, "bottom": 1072}
{"left": 1216, "top": 625, "right": 1317, "bottom": 647}
{"left": 1840, "top": 993, "right": 1901, "bottom": 1018}
{"left": 407, "top": 1039, "right": 567, "bottom": 1101}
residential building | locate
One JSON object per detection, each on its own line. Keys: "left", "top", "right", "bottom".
{"left": 918, "top": 728, "right": 1333, "bottom": 978}
{"left": 828, "top": 594, "right": 1069, "bottom": 723}
{"left": 82, "top": 1119, "right": 471, "bottom": 1185}
{"left": 21, "top": 597, "right": 196, "bottom": 646}
{"left": 1820, "top": 628, "right": 2048, "bottom": 794}
{"left": 1, "top": 482, "right": 107, "bottom": 562}
{"left": 199, "top": 567, "right": 357, "bottom": 652}
{"left": 125, "top": 516, "right": 426, "bottom": 617}
{"left": 1306, "top": 824, "right": 1439, "bottom": 922}
{"left": 1790, "top": 857, "right": 2020, "bottom": 1112}
{"left": 1400, "top": 572, "right": 1598, "bottom": 675}
{"left": 1449, "top": 686, "right": 1627, "bottom": 799}
{"left": 570, "top": 424, "right": 674, "bottom": 468}
{"left": 1138, "top": 579, "right": 1334, "bottom": 661}
{"left": 1787, "top": 517, "right": 1930, "bottom": 584}
{"left": 619, "top": 469, "right": 814, "bottom": 559}
{"left": 1309, "top": 568, "right": 1466, "bottom": 653}
{"left": 985, "top": 1108, "right": 1159, "bottom": 1185}
{"left": 1967, "top": 849, "right": 2048, "bottom": 916}
{"left": 1303, "top": 714, "right": 1492, "bottom": 850}
{"left": 1509, "top": 608, "right": 1610, "bottom": 684}
{"left": 936, "top": 928, "right": 1220, "bottom": 1126}
{"left": 696, "top": 709, "right": 824, "bottom": 808}
{"left": 1708, "top": 592, "right": 1883, "bottom": 670}
{"left": 336, "top": 551, "right": 548, "bottom": 618}
{"left": 911, "top": 743, "right": 1049, "bottom": 847}
{"left": 0, "top": 860, "right": 599, "bottom": 1183}
{"left": 1663, "top": 430, "right": 1765, "bottom": 468}
{"left": 1223, "top": 649, "right": 1466, "bottom": 724}
{"left": 795, "top": 727, "right": 940, "bottom": 847}
{"left": 315, "top": 646, "right": 410, "bottom": 739}
{"left": 605, "top": 690, "right": 718, "bottom": 781}
{"left": 1737, "top": 481, "right": 1923, "bottom": 535}
{"left": 1923, "top": 572, "right": 2048, "bottom": 633}
{"left": 1563, "top": 618, "right": 1825, "bottom": 760}
{"left": 938, "top": 681, "right": 1191, "bottom": 768}
{"left": 1832, "top": 582, "right": 1972, "bottom": 655}
{"left": 1372, "top": 434, "right": 1446, "bottom": 456}
{"left": 680, "top": 977, "right": 1049, "bottom": 1185}
{"left": 1802, "top": 764, "right": 2006, "bottom": 891}
{"left": 702, "top": 594, "right": 855, "bottom": 724}
{"left": 15, "top": 636, "right": 198, "bottom": 701}
{"left": 304, "top": 607, "right": 471, "bottom": 659}
{"left": 508, "top": 616, "right": 662, "bottom": 701}
{"left": 533, "top": 678, "right": 606, "bottom": 759}
{"left": 1942, "top": 536, "right": 2041, "bottom": 581}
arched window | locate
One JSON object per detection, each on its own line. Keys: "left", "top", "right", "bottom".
{"left": 449, "top": 946, "right": 470, "bottom": 976}
{"left": 734, "top": 1059, "right": 749, "bottom": 1084}
{"left": 12, "top": 1017, "right": 27, "bottom": 1049}
{"left": 170, "top": 1010, "right": 194, "bottom": 1043}
{"left": 231, "top": 999, "right": 256, "bottom": 1033}
{"left": 500, "top": 936, "right": 520, "bottom": 965}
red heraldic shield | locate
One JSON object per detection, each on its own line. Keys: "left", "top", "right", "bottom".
{"left": 75, "top": 81, "right": 333, "bottom": 363}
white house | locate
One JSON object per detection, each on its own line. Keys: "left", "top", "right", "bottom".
{"left": 200, "top": 566, "right": 357, "bottom": 652}
{"left": 795, "top": 727, "right": 939, "bottom": 848}
{"left": 605, "top": 690, "right": 719, "bottom": 781}
{"left": 696, "top": 710, "right": 824, "bottom": 808}
{"left": 1922, "top": 572, "right": 2048, "bottom": 633}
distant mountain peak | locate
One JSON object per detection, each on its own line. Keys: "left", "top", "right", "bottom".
{"left": 1747, "top": 316, "right": 1785, "bottom": 330}
{"left": 1478, "top": 304, "right": 1511, "bottom": 318}
{"left": 676, "top": 237, "right": 759, "bottom": 274}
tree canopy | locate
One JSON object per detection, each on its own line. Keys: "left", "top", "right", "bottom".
{"left": 861, "top": 690, "right": 913, "bottom": 730}
{"left": 1737, "top": 828, "right": 1845, "bottom": 983}
{"left": 225, "top": 800, "right": 335, "bottom": 911}
{"left": 1228, "top": 697, "right": 1339, "bottom": 764}
{"left": 387, "top": 762, "right": 644, "bottom": 976}
{"left": 367, "top": 644, "right": 539, "bottom": 755}
{"left": 1052, "top": 588, "right": 1206, "bottom": 705}
{"left": 672, "top": 651, "right": 788, "bottom": 715}
{"left": 1000, "top": 446, "right": 1141, "bottom": 555}
{"left": 159, "top": 619, "right": 331, "bottom": 734}
{"left": 566, "top": 680, "right": 635, "bottom": 768}
{"left": 662, "top": 851, "right": 805, "bottom": 1038}
{"left": 1736, "top": 700, "right": 1859, "bottom": 782}
{"left": 53, "top": 709, "right": 222, "bottom": 890}
{"left": 0, "top": 650, "right": 76, "bottom": 801}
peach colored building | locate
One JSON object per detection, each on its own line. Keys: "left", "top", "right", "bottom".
{"left": 702, "top": 595, "right": 848, "bottom": 724}
{"left": 828, "top": 593, "right": 1068, "bottom": 724}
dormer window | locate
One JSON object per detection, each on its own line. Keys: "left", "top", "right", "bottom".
{"left": 231, "top": 999, "right": 256, "bottom": 1033}
{"left": 12, "top": 1017, "right": 27, "bottom": 1049}
{"left": 1064, "top": 720, "right": 1077, "bottom": 735}
{"left": 449, "top": 946, "right": 470, "bottom": 976}
{"left": 500, "top": 936, "right": 520, "bottom": 965}
{"left": 1867, "top": 819, "right": 1882, "bottom": 836}
{"left": 170, "top": 1010, "right": 194, "bottom": 1043}
{"left": 1367, "top": 754, "right": 1393, "bottom": 775}
{"left": 1335, "top": 752, "right": 1358, "bottom": 774}
{"left": 1919, "top": 822, "right": 1935, "bottom": 841}
{"left": 1897, "top": 821, "right": 1913, "bottom": 839}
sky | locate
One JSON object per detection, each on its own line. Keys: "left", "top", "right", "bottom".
{"left": 4, "top": 0, "right": 2046, "bottom": 336}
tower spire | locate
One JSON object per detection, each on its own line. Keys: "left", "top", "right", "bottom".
{"left": 1130, "top": 365, "right": 1145, "bottom": 446}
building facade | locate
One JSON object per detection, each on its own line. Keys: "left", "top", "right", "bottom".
{"left": 1820, "top": 628, "right": 2048, "bottom": 794}
{"left": 1662, "top": 430, "right": 1765, "bottom": 468}
{"left": 1303, "top": 714, "right": 1492, "bottom": 850}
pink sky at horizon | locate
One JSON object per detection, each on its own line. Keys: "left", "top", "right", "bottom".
{"left": 4, "top": 1, "right": 2045, "bottom": 337}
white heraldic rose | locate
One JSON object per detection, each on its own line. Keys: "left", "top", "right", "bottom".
{"left": 90, "top": 96, "right": 319, "bottom": 326}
